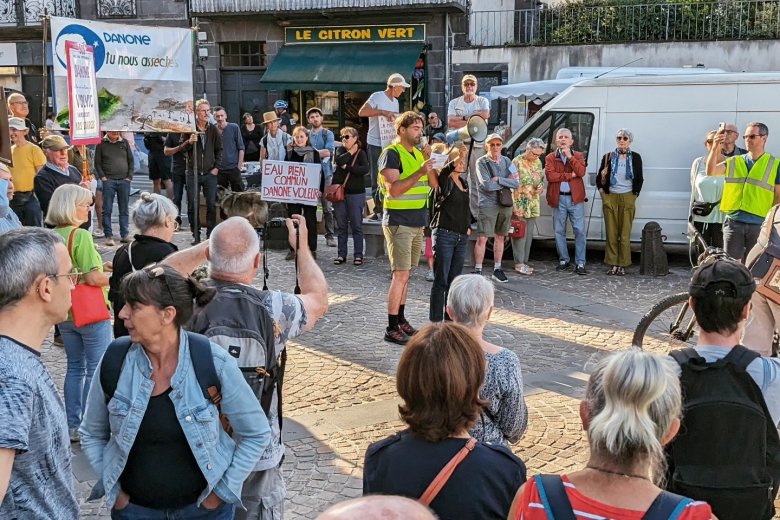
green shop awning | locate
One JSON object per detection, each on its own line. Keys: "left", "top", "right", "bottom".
{"left": 259, "top": 42, "right": 423, "bottom": 92}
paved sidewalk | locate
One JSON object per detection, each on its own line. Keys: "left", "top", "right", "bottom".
{"left": 45, "top": 226, "right": 696, "bottom": 519}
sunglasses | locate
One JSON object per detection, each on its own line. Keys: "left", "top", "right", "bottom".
{"left": 616, "top": 136, "right": 630, "bottom": 141}
{"left": 47, "top": 269, "right": 83, "bottom": 285}
{"left": 340, "top": 135, "right": 354, "bottom": 141}
{"left": 144, "top": 266, "right": 175, "bottom": 306}
{"left": 463, "top": 82, "right": 476, "bottom": 87}
{"left": 744, "top": 134, "right": 764, "bottom": 140}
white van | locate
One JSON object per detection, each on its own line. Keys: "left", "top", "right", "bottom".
{"left": 501, "top": 72, "right": 780, "bottom": 246}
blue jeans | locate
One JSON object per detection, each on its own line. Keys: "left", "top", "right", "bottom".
{"left": 111, "top": 500, "right": 235, "bottom": 520}
{"left": 553, "top": 195, "right": 586, "bottom": 266}
{"left": 429, "top": 228, "right": 469, "bottom": 322}
{"left": 334, "top": 192, "right": 365, "bottom": 258}
{"left": 59, "top": 319, "right": 112, "bottom": 429}
{"left": 103, "top": 179, "right": 131, "bottom": 238}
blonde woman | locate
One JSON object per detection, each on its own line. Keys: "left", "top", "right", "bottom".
{"left": 46, "top": 184, "right": 112, "bottom": 442}
{"left": 511, "top": 139, "right": 546, "bottom": 275}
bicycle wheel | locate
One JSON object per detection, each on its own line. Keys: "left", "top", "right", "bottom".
{"left": 633, "top": 293, "right": 697, "bottom": 350}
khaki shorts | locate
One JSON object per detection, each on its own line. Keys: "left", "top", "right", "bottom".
{"left": 476, "top": 205, "right": 512, "bottom": 237}
{"left": 383, "top": 225, "right": 423, "bottom": 271}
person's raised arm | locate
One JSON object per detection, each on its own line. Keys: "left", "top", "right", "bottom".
{"left": 287, "top": 215, "right": 327, "bottom": 331}
{"left": 706, "top": 131, "right": 727, "bottom": 176}
{"left": 160, "top": 240, "right": 209, "bottom": 275}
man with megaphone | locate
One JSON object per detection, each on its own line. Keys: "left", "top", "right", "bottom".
{"left": 448, "top": 75, "right": 490, "bottom": 219}
{"left": 378, "top": 112, "right": 440, "bottom": 345}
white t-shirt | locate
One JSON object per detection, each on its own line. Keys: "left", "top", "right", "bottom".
{"left": 365, "top": 90, "right": 399, "bottom": 147}
{"left": 677, "top": 345, "right": 780, "bottom": 427}
{"left": 447, "top": 95, "right": 490, "bottom": 120}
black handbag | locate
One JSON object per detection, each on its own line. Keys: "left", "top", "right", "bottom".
{"left": 498, "top": 187, "right": 514, "bottom": 207}
{"left": 691, "top": 199, "right": 720, "bottom": 217}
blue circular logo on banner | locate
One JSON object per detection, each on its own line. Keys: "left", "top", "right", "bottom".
{"left": 55, "top": 24, "right": 106, "bottom": 72}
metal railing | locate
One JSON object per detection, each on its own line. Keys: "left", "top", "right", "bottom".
{"left": 0, "top": 0, "right": 78, "bottom": 26}
{"left": 469, "top": 0, "right": 780, "bottom": 46}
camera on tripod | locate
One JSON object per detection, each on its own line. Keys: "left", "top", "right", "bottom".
{"left": 265, "top": 217, "right": 298, "bottom": 229}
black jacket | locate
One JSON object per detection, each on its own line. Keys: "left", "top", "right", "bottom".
{"left": 596, "top": 151, "right": 644, "bottom": 195}
{"left": 183, "top": 123, "right": 222, "bottom": 174}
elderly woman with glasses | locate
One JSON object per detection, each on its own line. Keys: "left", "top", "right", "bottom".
{"left": 80, "top": 265, "right": 269, "bottom": 519}
{"left": 447, "top": 274, "right": 528, "bottom": 446}
{"left": 110, "top": 192, "right": 181, "bottom": 338}
{"left": 596, "top": 129, "right": 644, "bottom": 276}
{"left": 332, "top": 126, "right": 369, "bottom": 265}
{"left": 510, "top": 138, "right": 546, "bottom": 275}
{"left": 690, "top": 130, "right": 725, "bottom": 254}
{"left": 46, "top": 183, "right": 112, "bottom": 442}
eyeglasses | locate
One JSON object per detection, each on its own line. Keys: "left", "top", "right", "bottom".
{"left": 463, "top": 82, "right": 476, "bottom": 87}
{"left": 744, "top": 134, "right": 765, "bottom": 140}
{"left": 10, "top": 101, "right": 28, "bottom": 105}
{"left": 340, "top": 135, "right": 354, "bottom": 141}
{"left": 489, "top": 143, "right": 502, "bottom": 147}
{"left": 47, "top": 269, "right": 83, "bottom": 285}
{"left": 144, "top": 266, "right": 175, "bottom": 306}
{"left": 616, "top": 136, "right": 630, "bottom": 141}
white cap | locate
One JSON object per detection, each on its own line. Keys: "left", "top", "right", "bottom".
{"left": 387, "top": 73, "right": 411, "bottom": 88}
{"left": 8, "top": 117, "right": 26, "bottom": 131}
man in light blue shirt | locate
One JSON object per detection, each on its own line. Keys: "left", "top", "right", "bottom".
{"left": 308, "top": 107, "right": 337, "bottom": 247}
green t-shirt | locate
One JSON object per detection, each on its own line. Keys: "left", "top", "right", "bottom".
{"left": 54, "top": 226, "right": 110, "bottom": 321}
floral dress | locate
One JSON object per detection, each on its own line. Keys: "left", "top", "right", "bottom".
{"left": 511, "top": 155, "right": 545, "bottom": 218}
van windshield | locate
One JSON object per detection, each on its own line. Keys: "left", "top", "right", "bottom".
{"left": 505, "top": 111, "right": 595, "bottom": 164}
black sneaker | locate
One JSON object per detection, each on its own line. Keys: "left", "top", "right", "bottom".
{"left": 399, "top": 322, "right": 418, "bottom": 337}
{"left": 492, "top": 269, "right": 508, "bottom": 283}
{"left": 556, "top": 261, "right": 572, "bottom": 272}
{"left": 575, "top": 264, "right": 587, "bottom": 275}
{"left": 384, "top": 326, "right": 409, "bottom": 345}
{"left": 471, "top": 267, "right": 483, "bottom": 275}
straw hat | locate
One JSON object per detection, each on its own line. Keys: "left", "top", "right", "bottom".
{"left": 262, "top": 111, "right": 281, "bottom": 125}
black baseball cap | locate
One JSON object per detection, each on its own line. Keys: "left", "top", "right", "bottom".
{"left": 689, "top": 256, "right": 755, "bottom": 299}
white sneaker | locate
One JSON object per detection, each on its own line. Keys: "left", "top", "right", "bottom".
{"left": 425, "top": 270, "right": 435, "bottom": 282}
{"left": 92, "top": 229, "right": 104, "bottom": 238}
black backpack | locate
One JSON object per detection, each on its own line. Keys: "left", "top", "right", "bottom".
{"left": 188, "top": 282, "right": 286, "bottom": 430}
{"left": 99, "top": 331, "right": 232, "bottom": 432}
{"left": 666, "top": 346, "right": 780, "bottom": 520}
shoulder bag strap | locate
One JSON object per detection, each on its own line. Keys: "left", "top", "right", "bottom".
{"left": 187, "top": 331, "right": 220, "bottom": 402}
{"left": 723, "top": 344, "right": 761, "bottom": 371}
{"left": 67, "top": 227, "right": 77, "bottom": 257}
{"left": 99, "top": 336, "right": 133, "bottom": 403}
{"left": 126, "top": 241, "right": 137, "bottom": 272}
{"left": 641, "top": 490, "right": 691, "bottom": 520}
{"left": 669, "top": 348, "right": 701, "bottom": 368}
{"left": 419, "top": 437, "right": 477, "bottom": 506}
{"left": 536, "top": 475, "right": 577, "bottom": 520}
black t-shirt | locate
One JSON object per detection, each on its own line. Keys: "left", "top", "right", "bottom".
{"left": 119, "top": 387, "right": 207, "bottom": 508}
{"left": 242, "top": 125, "right": 263, "bottom": 161}
{"left": 378, "top": 148, "right": 428, "bottom": 227}
{"left": 363, "top": 430, "right": 526, "bottom": 520}
{"left": 110, "top": 235, "right": 178, "bottom": 337}
{"left": 164, "top": 133, "right": 190, "bottom": 173}
{"left": 431, "top": 167, "right": 473, "bottom": 234}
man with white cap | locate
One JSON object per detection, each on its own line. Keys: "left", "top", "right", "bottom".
{"left": 448, "top": 74, "right": 491, "bottom": 220}
{"left": 8, "top": 117, "right": 46, "bottom": 226}
{"left": 273, "top": 100, "right": 295, "bottom": 134}
{"left": 359, "top": 73, "right": 410, "bottom": 219}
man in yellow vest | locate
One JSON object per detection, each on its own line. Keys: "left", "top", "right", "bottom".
{"left": 378, "top": 111, "right": 438, "bottom": 345}
{"left": 707, "top": 122, "right": 780, "bottom": 262}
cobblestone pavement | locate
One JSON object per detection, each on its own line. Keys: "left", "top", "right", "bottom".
{"left": 41, "top": 218, "right": 703, "bottom": 519}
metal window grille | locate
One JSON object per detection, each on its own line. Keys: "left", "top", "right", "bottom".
{"left": 219, "top": 42, "right": 266, "bottom": 68}
{"left": 97, "top": 0, "right": 137, "bottom": 18}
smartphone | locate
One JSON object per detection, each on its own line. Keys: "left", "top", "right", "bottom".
{"left": 718, "top": 122, "right": 726, "bottom": 131}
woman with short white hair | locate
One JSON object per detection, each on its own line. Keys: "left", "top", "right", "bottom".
{"left": 446, "top": 274, "right": 528, "bottom": 445}
{"left": 109, "top": 192, "right": 180, "bottom": 337}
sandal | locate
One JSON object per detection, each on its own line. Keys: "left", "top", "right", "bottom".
{"left": 616, "top": 266, "right": 625, "bottom": 276}
{"left": 334, "top": 257, "right": 346, "bottom": 265}
{"left": 606, "top": 266, "right": 619, "bottom": 276}
{"left": 353, "top": 257, "right": 363, "bottom": 266}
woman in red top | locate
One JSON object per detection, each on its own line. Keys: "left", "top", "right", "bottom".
{"left": 508, "top": 349, "right": 716, "bottom": 520}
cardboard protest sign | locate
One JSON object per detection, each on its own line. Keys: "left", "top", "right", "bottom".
{"left": 65, "top": 41, "right": 101, "bottom": 145}
{"left": 261, "top": 160, "right": 321, "bottom": 206}
{"left": 379, "top": 116, "right": 396, "bottom": 148}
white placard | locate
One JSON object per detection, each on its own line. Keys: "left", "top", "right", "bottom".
{"left": 66, "top": 41, "right": 100, "bottom": 145}
{"left": 50, "top": 17, "right": 194, "bottom": 132}
{"left": 430, "top": 152, "right": 448, "bottom": 170}
{"left": 378, "top": 116, "right": 396, "bottom": 148}
{"left": 261, "top": 160, "right": 322, "bottom": 206}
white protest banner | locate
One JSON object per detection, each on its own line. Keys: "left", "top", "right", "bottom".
{"left": 51, "top": 17, "right": 194, "bottom": 133}
{"left": 261, "top": 160, "right": 321, "bottom": 206}
{"left": 378, "top": 116, "right": 396, "bottom": 148}
{"left": 65, "top": 41, "right": 101, "bottom": 145}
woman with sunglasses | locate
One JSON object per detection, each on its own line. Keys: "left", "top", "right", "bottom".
{"left": 597, "top": 129, "right": 644, "bottom": 276}
{"left": 109, "top": 192, "right": 181, "bottom": 338}
{"left": 286, "top": 126, "right": 323, "bottom": 258}
{"left": 690, "top": 131, "right": 725, "bottom": 256}
{"left": 332, "top": 127, "right": 369, "bottom": 265}
{"left": 80, "top": 265, "right": 269, "bottom": 519}
{"left": 45, "top": 183, "right": 112, "bottom": 442}
{"left": 510, "top": 138, "right": 546, "bottom": 276}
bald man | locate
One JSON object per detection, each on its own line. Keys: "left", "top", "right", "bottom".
{"left": 316, "top": 496, "right": 436, "bottom": 520}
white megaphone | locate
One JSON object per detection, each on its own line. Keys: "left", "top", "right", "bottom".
{"left": 445, "top": 115, "right": 488, "bottom": 144}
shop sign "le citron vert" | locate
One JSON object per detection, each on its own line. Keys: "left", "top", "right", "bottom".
{"left": 285, "top": 24, "right": 425, "bottom": 44}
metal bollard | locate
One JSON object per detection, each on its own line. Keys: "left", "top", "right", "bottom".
{"left": 640, "top": 221, "right": 669, "bottom": 276}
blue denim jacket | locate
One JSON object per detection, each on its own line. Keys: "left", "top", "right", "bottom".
{"left": 79, "top": 330, "right": 270, "bottom": 509}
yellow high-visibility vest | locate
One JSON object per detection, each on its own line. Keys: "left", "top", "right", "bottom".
{"left": 722, "top": 154, "right": 779, "bottom": 217}
{"left": 382, "top": 144, "right": 429, "bottom": 211}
